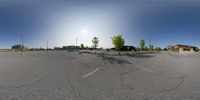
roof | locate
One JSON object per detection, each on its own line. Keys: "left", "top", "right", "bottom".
{"left": 174, "top": 44, "right": 197, "bottom": 48}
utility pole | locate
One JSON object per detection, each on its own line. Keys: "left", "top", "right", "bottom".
{"left": 21, "top": 34, "right": 24, "bottom": 55}
{"left": 46, "top": 41, "right": 48, "bottom": 52}
{"left": 76, "top": 37, "right": 78, "bottom": 51}
{"left": 149, "top": 33, "right": 151, "bottom": 47}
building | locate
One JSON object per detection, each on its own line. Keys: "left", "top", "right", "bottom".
{"left": 54, "top": 47, "right": 63, "bottom": 50}
{"left": 12, "top": 44, "right": 28, "bottom": 50}
{"left": 63, "top": 46, "right": 80, "bottom": 50}
{"left": 172, "top": 44, "right": 198, "bottom": 53}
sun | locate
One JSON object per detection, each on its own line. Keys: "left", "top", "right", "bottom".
{"left": 82, "top": 30, "right": 88, "bottom": 35}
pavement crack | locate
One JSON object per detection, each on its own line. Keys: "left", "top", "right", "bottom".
{"left": 66, "top": 76, "right": 75, "bottom": 91}
{"left": 0, "top": 72, "right": 48, "bottom": 88}
{"left": 120, "top": 73, "right": 124, "bottom": 88}
{"left": 160, "top": 77, "right": 185, "bottom": 93}
{"left": 174, "top": 77, "right": 184, "bottom": 90}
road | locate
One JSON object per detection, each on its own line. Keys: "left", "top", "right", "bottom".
{"left": 0, "top": 51, "right": 200, "bottom": 100}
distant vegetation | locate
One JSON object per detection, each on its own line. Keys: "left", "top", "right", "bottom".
{"left": 111, "top": 35, "right": 125, "bottom": 51}
{"left": 12, "top": 44, "right": 28, "bottom": 51}
{"left": 163, "top": 45, "right": 173, "bottom": 51}
{"left": 92, "top": 37, "right": 99, "bottom": 49}
{"left": 139, "top": 40, "right": 145, "bottom": 50}
{"left": 10, "top": 34, "right": 162, "bottom": 53}
{"left": 80, "top": 43, "right": 84, "bottom": 49}
{"left": 149, "top": 44, "right": 154, "bottom": 50}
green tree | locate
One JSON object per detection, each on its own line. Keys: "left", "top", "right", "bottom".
{"left": 80, "top": 43, "right": 84, "bottom": 49}
{"left": 149, "top": 44, "right": 154, "bottom": 50}
{"left": 92, "top": 37, "right": 99, "bottom": 49}
{"left": 166, "top": 45, "right": 173, "bottom": 51}
{"left": 86, "top": 46, "right": 89, "bottom": 51}
{"left": 155, "top": 47, "right": 161, "bottom": 51}
{"left": 139, "top": 40, "right": 145, "bottom": 50}
{"left": 111, "top": 35, "right": 125, "bottom": 50}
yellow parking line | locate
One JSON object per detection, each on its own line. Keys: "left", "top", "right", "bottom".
{"left": 125, "top": 57, "right": 155, "bottom": 73}
{"left": 83, "top": 67, "right": 102, "bottom": 78}
{"left": 133, "top": 62, "right": 155, "bottom": 73}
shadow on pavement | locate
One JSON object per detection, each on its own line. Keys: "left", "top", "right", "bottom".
{"left": 131, "top": 54, "right": 154, "bottom": 59}
{"left": 78, "top": 51, "right": 92, "bottom": 55}
{"left": 97, "top": 55, "right": 132, "bottom": 65}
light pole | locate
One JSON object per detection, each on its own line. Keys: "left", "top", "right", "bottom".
{"left": 46, "top": 40, "right": 48, "bottom": 52}
{"left": 21, "top": 34, "right": 24, "bottom": 55}
{"left": 149, "top": 33, "right": 152, "bottom": 51}
{"left": 149, "top": 33, "right": 151, "bottom": 47}
{"left": 76, "top": 37, "right": 78, "bottom": 51}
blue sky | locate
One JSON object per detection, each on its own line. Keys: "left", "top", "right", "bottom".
{"left": 0, "top": 0, "right": 200, "bottom": 48}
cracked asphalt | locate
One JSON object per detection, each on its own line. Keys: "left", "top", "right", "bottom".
{"left": 0, "top": 51, "right": 200, "bottom": 100}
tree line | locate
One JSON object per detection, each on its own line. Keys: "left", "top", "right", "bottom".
{"left": 80, "top": 34, "right": 161, "bottom": 51}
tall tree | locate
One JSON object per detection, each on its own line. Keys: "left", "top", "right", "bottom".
{"left": 92, "top": 37, "right": 99, "bottom": 49}
{"left": 155, "top": 47, "right": 161, "bottom": 51}
{"left": 166, "top": 45, "right": 173, "bottom": 51}
{"left": 149, "top": 44, "right": 154, "bottom": 50}
{"left": 111, "top": 35, "right": 125, "bottom": 50}
{"left": 140, "top": 40, "right": 145, "bottom": 50}
{"left": 80, "top": 43, "right": 84, "bottom": 49}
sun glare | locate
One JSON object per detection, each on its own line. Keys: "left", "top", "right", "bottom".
{"left": 82, "top": 30, "right": 88, "bottom": 35}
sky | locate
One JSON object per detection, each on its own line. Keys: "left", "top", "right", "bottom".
{"left": 0, "top": 0, "right": 200, "bottom": 48}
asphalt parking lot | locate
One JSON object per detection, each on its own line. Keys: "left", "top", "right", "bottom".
{"left": 0, "top": 51, "right": 200, "bottom": 100}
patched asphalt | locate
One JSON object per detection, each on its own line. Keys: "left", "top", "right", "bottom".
{"left": 0, "top": 51, "right": 200, "bottom": 100}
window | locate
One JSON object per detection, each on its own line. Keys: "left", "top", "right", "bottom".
{"left": 183, "top": 48, "right": 191, "bottom": 51}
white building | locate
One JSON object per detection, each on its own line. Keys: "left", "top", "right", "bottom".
{"left": 173, "top": 44, "right": 198, "bottom": 54}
